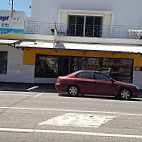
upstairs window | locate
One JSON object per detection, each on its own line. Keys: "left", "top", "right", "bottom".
{"left": 67, "top": 15, "right": 103, "bottom": 37}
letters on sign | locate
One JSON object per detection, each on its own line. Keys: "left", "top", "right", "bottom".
{"left": 0, "top": 16, "right": 9, "bottom": 22}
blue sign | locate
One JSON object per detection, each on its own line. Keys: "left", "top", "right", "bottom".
{"left": 0, "top": 28, "right": 24, "bottom": 39}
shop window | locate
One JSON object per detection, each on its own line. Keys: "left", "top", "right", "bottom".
{"left": 67, "top": 15, "right": 102, "bottom": 37}
{"left": 0, "top": 51, "right": 7, "bottom": 74}
{"left": 35, "top": 55, "right": 69, "bottom": 78}
{"left": 35, "top": 54, "right": 133, "bottom": 83}
{"left": 71, "top": 57, "right": 133, "bottom": 83}
{"left": 35, "top": 55, "right": 59, "bottom": 78}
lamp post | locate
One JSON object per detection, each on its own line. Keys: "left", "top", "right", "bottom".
{"left": 8, "top": 0, "right": 14, "bottom": 18}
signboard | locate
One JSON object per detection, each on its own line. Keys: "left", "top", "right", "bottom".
{"left": 0, "top": 15, "right": 24, "bottom": 39}
{"left": 0, "top": 28, "right": 24, "bottom": 39}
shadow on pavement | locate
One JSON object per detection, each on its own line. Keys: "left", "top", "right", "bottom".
{"left": 0, "top": 82, "right": 57, "bottom": 93}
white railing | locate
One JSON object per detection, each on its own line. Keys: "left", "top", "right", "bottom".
{"left": 24, "top": 21, "right": 142, "bottom": 39}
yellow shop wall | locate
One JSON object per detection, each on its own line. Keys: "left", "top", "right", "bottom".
{"left": 23, "top": 49, "right": 142, "bottom": 71}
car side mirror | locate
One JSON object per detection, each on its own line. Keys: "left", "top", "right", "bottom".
{"left": 111, "top": 79, "right": 115, "bottom": 83}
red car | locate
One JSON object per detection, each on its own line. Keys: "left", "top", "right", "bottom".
{"left": 55, "top": 70, "right": 139, "bottom": 100}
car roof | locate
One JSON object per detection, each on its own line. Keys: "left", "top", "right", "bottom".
{"left": 70, "top": 70, "right": 103, "bottom": 76}
{"left": 77, "top": 70, "right": 102, "bottom": 73}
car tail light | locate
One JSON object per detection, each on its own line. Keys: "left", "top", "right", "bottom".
{"left": 57, "top": 77, "right": 61, "bottom": 83}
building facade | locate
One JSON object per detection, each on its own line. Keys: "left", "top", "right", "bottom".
{"left": 1, "top": 1, "right": 142, "bottom": 88}
{"left": 0, "top": 10, "right": 30, "bottom": 82}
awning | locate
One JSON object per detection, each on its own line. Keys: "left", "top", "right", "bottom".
{"left": 0, "top": 39, "right": 18, "bottom": 45}
{"left": 15, "top": 41, "right": 142, "bottom": 54}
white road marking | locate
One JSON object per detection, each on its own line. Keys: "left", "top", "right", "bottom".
{"left": 27, "top": 86, "right": 39, "bottom": 91}
{"left": 0, "top": 91, "right": 29, "bottom": 94}
{"left": 0, "top": 107, "right": 141, "bottom": 116}
{"left": 39, "top": 113, "right": 116, "bottom": 128}
{"left": 34, "top": 93, "right": 43, "bottom": 98}
{"left": 0, "top": 91, "right": 56, "bottom": 96}
{"left": 0, "top": 128, "right": 142, "bottom": 139}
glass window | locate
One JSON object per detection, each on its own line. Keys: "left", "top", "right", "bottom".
{"left": 76, "top": 72, "right": 93, "bottom": 79}
{"left": 35, "top": 55, "right": 59, "bottom": 78}
{"left": 35, "top": 54, "right": 133, "bottom": 83}
{"left": 68, "top": 15, "right": 102, "bottom": 37}
{"left": 0, "top": 51, "right": 7, "bottom": 74}
{"left": 71, "top": 57, "right": 99, "bottom": 72}
{"left": 103, "top": 75, "right": 111, "bottom": 81}
{"left": 94, "top": 73, "right": 111, "bottom": 81}
{"left": 94, "top": 73, "right": 105, "bottom": 80}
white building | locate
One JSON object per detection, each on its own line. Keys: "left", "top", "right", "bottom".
{"left": 0, "top": 10, "right": 29, "bottom": 82}
{"left": 1, "top": 1, "right": 142, "bottom": 88}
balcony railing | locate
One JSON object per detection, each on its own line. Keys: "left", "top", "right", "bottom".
{"left": 24, "top": 21, "right": 142, "bottom": 39}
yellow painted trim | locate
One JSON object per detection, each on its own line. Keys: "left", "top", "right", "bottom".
{"left": 23, "top": 49, "right": 142, "bottom": 71}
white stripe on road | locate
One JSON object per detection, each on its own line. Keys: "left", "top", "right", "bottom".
{"left": 0, "top": 91, "right": 29, "bottom": 94}
{"left": 0, "top": 107, "right": 142, "bottom": 116}
{"left": 0, "top": 128, "right": 142, "bottom": 139}
{"left": 27, "top": 86, "right": 39, "bottom": 91}
{"left": 34, "top": 93, "right": 43, "bottom": 98}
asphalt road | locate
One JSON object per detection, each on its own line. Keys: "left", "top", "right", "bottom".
{"left": 0, "top": 90, "right": 142, "bottom": 142}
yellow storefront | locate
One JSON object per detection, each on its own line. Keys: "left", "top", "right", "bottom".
{"left": 21, "top": 44, "right": 142, "bottom": 83}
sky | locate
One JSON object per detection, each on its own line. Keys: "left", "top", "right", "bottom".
{"left": 0, "top": 0, "right": 31, "bottom": 16}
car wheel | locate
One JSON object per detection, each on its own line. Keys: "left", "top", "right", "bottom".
{"left": 68, "top": 85, "right": 79, "bottom": 96}
{"left": 119, "top": 89, "right": 131, "bottom": 100}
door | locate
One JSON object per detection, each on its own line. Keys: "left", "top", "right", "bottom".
{"left": 93, "top": 73, "right": 118, "bottom": 96}
{"left": 75, "top": 72, "right": 96, "bottom": 94}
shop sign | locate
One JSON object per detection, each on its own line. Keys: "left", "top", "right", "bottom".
{"left": 0, "top": 28, "right": 24, "bottom": 39}
{"left": 0, "top": 15, "right": 24, "bottom": 39}
{"left": 0, "top": 16, "right": 10, "bottom": 28}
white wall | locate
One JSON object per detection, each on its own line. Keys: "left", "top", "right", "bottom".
{"left": 133, "top": 71, "right": 142, "bottom": 89}
{"left": 31, "top": 0, "right": 142, "bottom": 26}
{"left": 0, "top": 45, "right": 35, "bottom": 83}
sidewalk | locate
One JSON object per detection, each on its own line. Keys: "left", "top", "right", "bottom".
{"left": 0, "top": 82, "right": 57, "bottom": 93}
{"left": 0, "top": 82, "right": 142, "bottom": 98}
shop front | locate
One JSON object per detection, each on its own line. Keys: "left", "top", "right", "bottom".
{"left": 35, "top": 54, "right": 133, "bottom": 83}
{"left": 14, "top": 41, "right": 142, "bottom": 87}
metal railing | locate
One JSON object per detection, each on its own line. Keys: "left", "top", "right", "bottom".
{"left": 24, "top": 21, "right": 142, "bottom": 39}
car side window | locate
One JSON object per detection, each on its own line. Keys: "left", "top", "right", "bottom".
{"left": 76, "top": 72, "right": 93, "bottom": 79}
{"left": 94, "top": 73, "right": 111, "bottom": 81}
{"left": 103, "top": 74, "right": 111, "bottom": 81}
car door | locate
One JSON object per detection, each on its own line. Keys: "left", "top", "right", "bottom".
{"left": 93, "top": 72, "right": 118, "bottom": 96}
{"left": 75, "top": 72, "right": 96, "bottom": 94}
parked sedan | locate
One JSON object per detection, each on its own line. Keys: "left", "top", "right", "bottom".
{"left": 55, "top": 70, "right": 139, "bottom": 100}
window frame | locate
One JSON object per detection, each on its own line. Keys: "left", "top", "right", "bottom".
{"left": 67, "top": 15, "right": 103, "bottom": 37}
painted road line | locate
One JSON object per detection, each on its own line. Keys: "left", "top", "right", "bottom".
{"left": 0, "top": 107, "right": 142, "bottom": 116}
{"left": 0, "top": 91, "right": 29, "bottom": 94}
{"left": 0, "top": 128, "right": 142, "bottom": 139}
{"left": 27, "top": 86, "right": 39, "bottom": 91}
{"left": 34, "top": 93, "right": 43, "bottom": 98}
